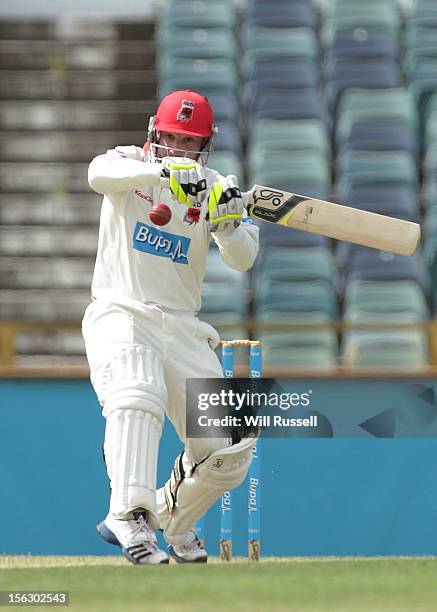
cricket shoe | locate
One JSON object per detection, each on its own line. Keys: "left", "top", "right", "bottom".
{"left": 168, "top": 529, "right": 208, "bottom": 563}
{"left": 97, "top": 510, "right": 169, "bottom": 564}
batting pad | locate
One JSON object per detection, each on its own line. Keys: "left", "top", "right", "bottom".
{"left": 162, "top": 435, "right": 255, "bottom": 546}
{"left": 102, "top": 346, "right": 166, "bottom": 529}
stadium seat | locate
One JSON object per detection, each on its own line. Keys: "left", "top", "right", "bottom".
{"left": 339, "top": 187, "right": 419, "bottom": 223}
{"left": 206, "top": 152, "right": 243, "bottom": 184}
{"left": 243, "top": 57, "right": 319, "bottom": 84}
{"left": 157, "top": 28, "right": 236, "bottom": 61}
{"left": 258, "top": 329, "right": 337, "bottom": 353}
{"left": 258, "top": 223, "right": 330, "bottom": 249}
{"left": 343, "top": 280, "right": 429, "bottom": 323}
{"left": 322, "top": 2, "right": 402, "bottom": 44}
{"left": 249, "top": 119, "right": 331, "bottom": 157}
{"left": 158, "top": 58, "right": 238, "bottom": 96}
{"left": 200, "top": 91, "right": 239, "bottom": 123}
{"left": 325, "top": 59, "right": 402, "bottom": 115}
{"left": 337, "top": 122, "right": 417, "bottom": 157}
{"left": 244, "top": 66, "right": 318, "bottom": 98}
{"left": 404, "top": 27, "right": 437, "bottom": 77}
{"left": 213, "top": 122, "right": 241, "bottom": 155}
{"left": 249, "top": 149, "right": 330, "bottom": 181}
{"left": 159, "top": 1, "right": 236, "bottom": 30}
{"left": 341, "top": 185, "right": 419, "bottom": 219}
{"left": 408, "top": 59, "right": 437, "bottom": 141}
{"left": 324, "top": 30, "right": 398, "bottom": 61}
{"left": 335, "top": 88, "right": 418, "bottom": 145}
{"left": 246, "top": 0, "right": 317, "bottom": 29}
{"left": 342, "top": 330, "right": 429, "bottom": 369}
{"left": 249, "top": 89, "right": 327, "bottom": 125}
{"left": 409, "top": 0, "right": 437, "bottom": 28}
{"left": 424, "top": 93, "right": 437, "bottom": 148}
{"left": 255, "top": 246, "right": 335, "bottom": 285}
{"left": 344, "top": 252, "right": 431, "bottom": 298}
{"left": 254, "top": 281, "right": 337, "bottom": 320}
{"left": 249, "top": 151, "right": 331, "bottom": 196}
{"left": 200, "top": 250, "right": 248, "bottom": 334}
{"left": 259, "top": 330, "right": 337, "bottom": 370}
{"left": 242, "top": 27, "right": 319, "bottom": 76}
{"left": 335, "top": 151, "right": 418, "bottom": 200}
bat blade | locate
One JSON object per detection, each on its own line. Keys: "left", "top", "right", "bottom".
{"left": 246, "top": 185, "right": 421, "bottom": 256}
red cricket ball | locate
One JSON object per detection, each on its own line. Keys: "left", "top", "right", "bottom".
{"left": 149, "top": 203, "right": 172, "bottom": 226}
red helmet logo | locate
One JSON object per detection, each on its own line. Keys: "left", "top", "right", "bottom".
{"left": 177, "top": 100, "right": 194, "bottom": 123}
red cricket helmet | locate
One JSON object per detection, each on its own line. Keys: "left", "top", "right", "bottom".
{"left": 154, "top": 89, "right": 215, "bottom": 137}
{"left": 146, "top": 89, "right": 217, "bottom": 163}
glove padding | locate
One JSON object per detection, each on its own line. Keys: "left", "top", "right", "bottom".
{"left": 207, "top": 175, "right": 243, "bottom": 233}
{"left": 161, "top": 156, "right": 207, "bottom": 206}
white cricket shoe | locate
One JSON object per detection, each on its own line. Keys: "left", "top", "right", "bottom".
{"left": 97, "top": 510, "right": 169, "bottom": 564}
{"left": 168, "top": 529, "right": 208, "bottom": 564}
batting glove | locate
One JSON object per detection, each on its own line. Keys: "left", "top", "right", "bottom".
{"left": 161, "top": 157, "right": 207, "bottom": 206}
{"left": 207, "top": 175, "right": 243, "bottom": 233}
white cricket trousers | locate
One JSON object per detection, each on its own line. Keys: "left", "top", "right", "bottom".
{"left": 82, "top": 298, "right": 231, "bottom": 527}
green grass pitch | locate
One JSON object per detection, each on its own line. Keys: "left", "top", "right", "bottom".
{"left": 1, "top": 556, "right": 436, "bottom": 611}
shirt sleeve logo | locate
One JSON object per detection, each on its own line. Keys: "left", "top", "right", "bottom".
{"left": 133, "top": 222, "right": 191, "bottom": 264}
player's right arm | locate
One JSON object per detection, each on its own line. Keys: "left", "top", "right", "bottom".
{"left": 88, "top": 148, "right": 208, "bottom": 208}
{"left": 88, "top": 146, "right": 163, "bottom": 195}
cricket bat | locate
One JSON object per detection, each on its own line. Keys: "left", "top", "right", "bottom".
{"left": 244, "top": 186, "right": 421, "bottom": 256}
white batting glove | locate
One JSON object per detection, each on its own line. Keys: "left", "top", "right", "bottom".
{"left": 161, "top": 156, "right": 207, "bottom": 206}
{"left": 207, "top": 175, "right": 244, "bottom": 233}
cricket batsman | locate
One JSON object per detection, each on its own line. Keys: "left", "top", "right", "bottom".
{"left": 82, "top": 90, "right": 259, "bottom": 563}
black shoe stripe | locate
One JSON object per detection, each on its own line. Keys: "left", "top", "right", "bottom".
{"left": 129, "top": 544, "right": 148, "bottom": 551}
{"left": 128, "top": 545, "right": 151, "bottom": 555}
{"left": 133, "top": 551, "right": 153, "bottom": 561}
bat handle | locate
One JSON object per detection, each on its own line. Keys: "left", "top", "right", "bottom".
{"left": 241, "top": 188, "right": 253, "bottom": 209}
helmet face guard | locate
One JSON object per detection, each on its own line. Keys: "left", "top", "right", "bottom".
{"left": 147, "top": 117, "right": 217, "bottom": 164}
{"left": 146, "top": 90, "right": 217, "bottom": 164}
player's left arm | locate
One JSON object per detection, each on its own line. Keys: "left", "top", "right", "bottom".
{"left": 208, "top": 174, "right": 259, "bottom": 272}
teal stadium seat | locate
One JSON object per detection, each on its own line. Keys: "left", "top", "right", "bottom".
{"left": 255, "top": 247, "right": 335, "bottom": 285}
{"left": 404, "top": 27, "right": 437, "bottom": 77}
{"left": 343, "top": 280, "right": 429, "bottom": 324}
{"left": 157, "top": 29, "right": 237, "bottom": 62}
{"left": 200, "top": 250, "right": 248, "bottom": 340}
{"left": 206, "top": 152, "right": 243, "bottom": 185}
{"left": 342, "top": 330, "right": 429, "bottom": 370}
{"left": 242, "top": 27, "right": 319, "bottom": 76}
{"left": 158, "top": 58, "right": 238, "bottom": 97}
{"left": 249, "top": 120, "right": 331, "bottom": 158}
{"left": 258, "top": 330, "right": 337, "bottom": 370}
{"left": 159, "top": 0, "right": 236, "bottom": 30}
{"left": 424, "top": 93, "right": 437, "bottom": 149}
{"left": 335, "top": 151, "right": 418, "bottom": 201}
{"left": 255, "top": 281, "right": 337, "bottom": 321}
{"left": 249, "top": 151, "right": 331, "bottom": 196}
{"left": 409, "top": 0, "right": 437, "bottom": 28}
{"left": 335, "top": 88, "right": 418, "bottom": 145}
{"left": 322, "top": 1, "right": 401, "bottom": 44}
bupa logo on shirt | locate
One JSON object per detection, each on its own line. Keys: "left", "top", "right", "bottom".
{"left": 133, "top": 222, "right": 191, "bottom": 264}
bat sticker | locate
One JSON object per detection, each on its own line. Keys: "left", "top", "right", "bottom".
{"left": 253, "top": 188, "right": 284, "bottom": 207}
